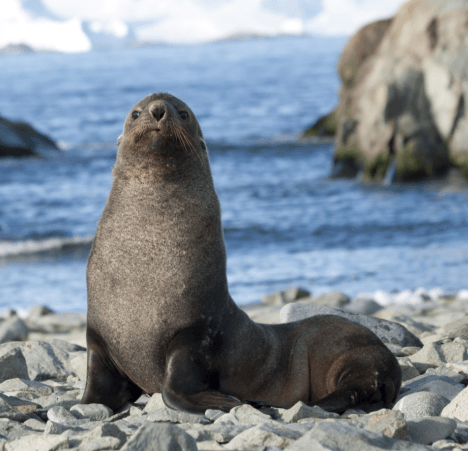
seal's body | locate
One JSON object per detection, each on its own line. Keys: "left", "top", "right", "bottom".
{"left": 82, "top": 93, "right": 401, "bottom": 414}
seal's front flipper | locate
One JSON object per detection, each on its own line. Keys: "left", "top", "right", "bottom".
{"left": 81, "top": 347, "right": 142, "bottom": 411}
{"left": 162, "top": 386, "right": 242, "bottom": 414}
{"left": 162, "top": 330, "right": 243, "bottom": 414}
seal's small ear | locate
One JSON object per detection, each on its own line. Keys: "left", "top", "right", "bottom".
{"left": 117, "top": 134, "right": 122, "bottom": 147}
{"left": 200, "top": 137, "right": 207, "bottom": 151}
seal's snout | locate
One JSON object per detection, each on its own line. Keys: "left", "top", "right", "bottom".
{"left": 150, "top": 102, "right": 167, "bottom": 122}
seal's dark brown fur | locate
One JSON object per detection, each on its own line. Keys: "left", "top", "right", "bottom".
{"left": 82, "top": 93, "right": 401, "bottom": 414}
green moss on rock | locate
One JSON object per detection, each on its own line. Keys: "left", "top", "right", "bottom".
{"left": 450, "top": 151, "right": 468, "bottom": 178}
{"left": 303, "top": 110, "right": 338, "bottom": 137}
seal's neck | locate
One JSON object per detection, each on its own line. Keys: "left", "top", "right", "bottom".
{"left": 113, "top": 142, "right": 211, "bottom": 187}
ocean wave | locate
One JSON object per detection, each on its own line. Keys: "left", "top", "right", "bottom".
{"left": 0, "top": 235, "right": 94, "bottom": 259}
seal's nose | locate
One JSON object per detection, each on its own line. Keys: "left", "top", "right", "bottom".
{"left": 150, "top": 102, "right": 167, "bottom": 122}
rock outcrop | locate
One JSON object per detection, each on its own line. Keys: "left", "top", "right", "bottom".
{"left": 330, "top": 0, "right": 468, "bottom": 182}
{"left": 0, "top": 117, "right": 59, "bottom": 158}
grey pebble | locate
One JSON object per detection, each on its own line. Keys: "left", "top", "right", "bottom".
{"left": 120, "top": 422, "right": 197, "bottom": 451}
{"left": 70, "top": 403, "right": 113, "bottom": 421}
{"left": 280, "top": 303, "right": 423, "bottom": 347}
{"left": 0, "top": 378, "right": 53, "bottom": 397}
{"left": 145, "top": 406, "right": 210, "bottom": 425}
{"left": 181, "top": 423, "right": 251, "bottom": 442}
{"left": 44, "top": 419, "right": 86, "bottom": 435}
{"left": 277, "top": 402, "right": 339, "bottom": 423}
{"left": 205, "top": 409, "right": 224, "bottom": 421}
{"left": 225, "top": 422, "right": 301, "bottom": 450}
{"left": 0, "top": 317, "right": 29, "bottom": 344}
{"left": 393, "top": 391, "right": 450, "bottom": 420}
{"left": 407, "top": 417, "right": 457, "bottom": 445}
{"left": 287, "top": 420, "right": 435, "bottom": 450}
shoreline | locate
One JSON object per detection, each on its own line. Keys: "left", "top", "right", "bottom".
{"left": 0, "top": 287, "right": 468, "bottom": 449}
{"left": 1, "top": 286, "right": 467, "bottom": 348}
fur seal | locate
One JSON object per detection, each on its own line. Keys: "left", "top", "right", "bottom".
{"left": 82, "top": 93, "right": 401, "bottom": 414}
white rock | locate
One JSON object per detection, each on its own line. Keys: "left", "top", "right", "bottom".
{"left": 227, "top": 404, "right": 273, "bottom": 424}
{"left": 441, "top": 386, "right": 468, "bottom": 422}
{"left": 409, "top": 342, "right": 446, "bottom": 368}
{"left": 120, "top": 422, "right": 197, "bottom": 451}
{"left": 145, "top": 407, "right": 209, "bottom": 424}
{"left": 393, "top": 392, "right": 449, "bottom": 420}
{"left": 0, "top": 341, "right": 71, "bottom": 381}
{"left": 142, "top": 393, "right": 166, "bottom": 414}
{"left": 277, "top": 402, "right": 338, "bottom": 423}
{"left": 44, "top": 420, "right": 84, "bottom": 435}
{"left": 0, "top": 379, "right": 52, "bottom": 396}
{"left": 81, "top": 423, "right": 126, "bottom": 443}
{"left": 180, "top": 423, "right": 251, "bottom": 443}
{"left": 5, "top": 434, "right": 69, "bottom": 451}
{"left": 398, "top": 357, "right": 420, "bottom": 382}
{"left": 357, "top": 409, "right": 408, "bottom": 440}
{"left": 0, "top": 317, "right": 29, "bottom": 344}
{"left": 286, "top": 420, "right": 434, "bottom": 450}
{"left": 425, "top": 366, "right": 466, "bottom": 384}
{"left": 47, "top": 406, "right": 80, "bottom": 425}
{"left": 196, "top": 440, "right": 225, "bottom": 450}
{"left": 280, "top": 304, "right": 422, "bottom": 347}
{"left": 416, "top": 379, "right": 464, "bottom": 402}
{"left": 75, "top": 436, "right": 122, "bottom": 451}
{"left": 0, "top": 349, "right": 29, "bottom": 383}
{"left": 225, "top": 422, "right": 300, "bottom": 450}
{"left": 345, "top": 298, "right": 383, "bottom": 315}
{"left": 446, "top": 361, "right": 468, "bottom": 376}
{"left": 25, "top": 313, "right": 86, "bottom": 334}
{"left": 204, "top": 409, "right": 224, "bottom": 421}
{"left": 70, "top": 403, "right": 113, "bottom": 421}
{"left": 407, "top": 417, "right": 457, "bottom": 445}
{"left": 23, "top": 418, "right": 46, "bottom": 432}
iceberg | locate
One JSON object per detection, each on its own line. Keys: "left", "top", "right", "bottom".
{"left": 0, "top": 0, "right": 134, "bottom": 53}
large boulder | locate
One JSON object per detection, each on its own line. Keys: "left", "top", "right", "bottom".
{"left": 280, "top": 303, "right": 422, "bottom": 348}
{"left": 0, "top": 116, "right": 58, "bottom": 157}
{"left": 332, "top": 0, "right": 468, "bottom": 182}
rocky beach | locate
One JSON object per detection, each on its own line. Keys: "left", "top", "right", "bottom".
{"left": 2, "top": 0, "right": 468, "bottom": 449}
{"left": 1, "top": 287, "right": 468, "bottom": 450}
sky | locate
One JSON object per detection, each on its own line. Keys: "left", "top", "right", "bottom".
{"left": 1, "top": 0, "right": 407, "bottom": 52}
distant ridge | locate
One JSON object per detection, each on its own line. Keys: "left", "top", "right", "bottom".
{"left": 211, "top": 32, "right": 308, "bottom": 43}
{"left": 0, "top": 44, "right": 34, "bottom": 55}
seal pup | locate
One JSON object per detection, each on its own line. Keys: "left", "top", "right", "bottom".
{"left": 82, "top": 93, "right": 401, "bottom": 414}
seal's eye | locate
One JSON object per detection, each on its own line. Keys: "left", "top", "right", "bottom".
{"left": 132, "top": 111, "right": 140, "bottom": 120}
{"left": 179, "top": 111, "right": 189, "bottom": 120}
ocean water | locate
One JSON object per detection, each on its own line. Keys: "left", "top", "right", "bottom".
{"left": 1, "top": 36, "right": 468, "bottom": 314}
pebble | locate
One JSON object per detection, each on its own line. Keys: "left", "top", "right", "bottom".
{"left": 0, "top": 288, "right": 467, "bottom": 450}
{"left": 393, "top": 391, "right": 450, "bottom": 419}
{"left": 407, "top": 417, "right": 457, "bottom": 445}
{"left": 120, "top": 422, "right": 197, "bottom": 451}
{"left": 70, "top": 403, "right": 113, "bottom": 421}
{"left": 441, "top": 387, "right": 468, "bottom": 421}
{"left": 276, "top": 402, "right": 339, "bottom": 422}
{"left": 0, "top": 318, "right": 28, "bottom": 345}
{"left": 397, "top": 357, "right": 421, "bottom": 381}
{"left": 280, "top": 303, "right": 423, "bottom": 347}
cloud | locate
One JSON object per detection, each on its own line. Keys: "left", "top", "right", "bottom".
{"left": 0, "top": 1, "right": 133, "bottom": 52}
{"left": 0, "top": 2, "right": 92, "bottom": 52}
{"left": 1, "top": 0, "right": 407, "bottom": 51}
{"left": 41, "top": 0, "right": 406, "bottom": 42}
{"left": 306, "top": 0, "right": 404, "bottom": 35}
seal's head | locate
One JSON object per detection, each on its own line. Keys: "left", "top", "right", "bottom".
{"left": 115, "top": 93, "right": 208, "bottom": 179}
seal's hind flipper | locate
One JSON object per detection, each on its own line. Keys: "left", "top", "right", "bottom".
{"left": 309, "top": 378, "right": 398, "bottom": 414}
